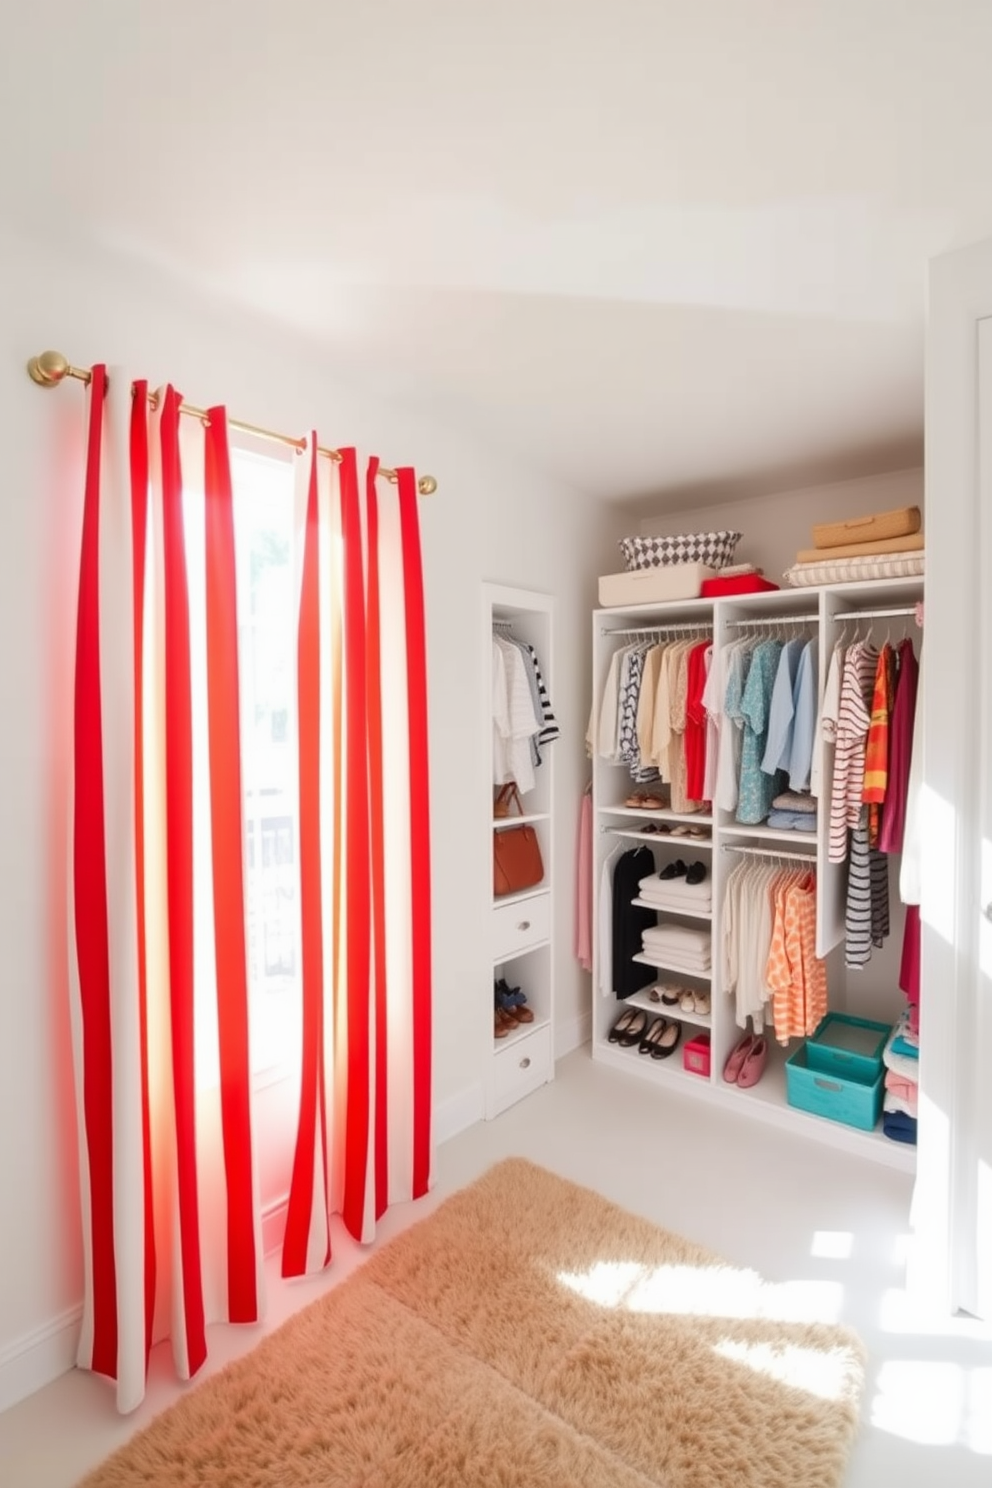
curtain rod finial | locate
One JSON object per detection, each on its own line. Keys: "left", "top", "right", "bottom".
{"left": 27, "top": 350, "right": 70, "bottom": 387}
{"left": 417, "top": 475, "right": 437, "bottom": 496}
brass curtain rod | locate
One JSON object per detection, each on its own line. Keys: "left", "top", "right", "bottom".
{"left": 26, "top": 350, "right": 438, "bottom": 496}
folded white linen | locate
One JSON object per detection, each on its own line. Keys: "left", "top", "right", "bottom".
{"left": 640, "top": 954, "right": 712, "bottom": 974}
{"left": 641, "top": 925, "right": 711, "bottom": 954}
{"left": 638, "top": 889, "right": 713, "bottom": 912}
{"left": 637, "top": 872, "right": 711, "bottom": 900}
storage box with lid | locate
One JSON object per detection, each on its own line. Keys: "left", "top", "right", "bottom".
{"left": 599, "top": 563, "right": 716, "bottom": 607}
{"left": 683, "top": 1031, "right": 711, "bottom": 1077}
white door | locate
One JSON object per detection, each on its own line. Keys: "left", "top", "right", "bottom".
{"left": 910, "top": 241, "right": 992, "bottom": 1320}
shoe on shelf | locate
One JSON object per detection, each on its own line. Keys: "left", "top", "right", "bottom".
{"left": 659, "top": 859, "right": 688, "bottom": 880}
{"left": 660, "top": 984, "right": 682, "bottom": 1006}
{"left": 679, "top": 990, "right": 697, "bottom": 1013}
{"left": 616, "top": 1010, "right": 649, "bottom": 1048}
{"left": 494, "top": 1007, "right": 516, "bottom": 1039}
{"left": 694, "top": 993, "right": 711, "bottom": 1017}
{"left": 638, "top": 1016, "right": 668, "bottom": 1055}
{"left": 685, "top": 860, "right": 708, "bottom": 885}
{"left": 736, "top": 1036, "right": 768, "bottom": 1089}
{"left": 722, "top": 1033, "right": 756, "bottom": 1083}
{"left": 651, "top": 1020, "right": 682, "bottom": 1059}
{"left": 608, "top": 1006, "right": 638, "bottom": 1044}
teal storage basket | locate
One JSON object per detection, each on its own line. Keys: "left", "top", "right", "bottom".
{"left": 805, "top": 1012, "right": 889, "bottom": 1083}
{"left": 785, "top": 1045, "right": 884, "bottom": 1132}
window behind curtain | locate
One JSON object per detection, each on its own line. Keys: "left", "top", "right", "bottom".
{"left": 230, "top": 446, "right": 301, "bottom": 1083}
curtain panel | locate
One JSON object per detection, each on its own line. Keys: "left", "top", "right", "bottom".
{"left": 68, "top": 367, "right": 432, "bottom": 1411}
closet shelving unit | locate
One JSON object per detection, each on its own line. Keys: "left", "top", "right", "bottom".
{"left": 591, "top": 575, "right": 923, "bottom": 1170}
{"left": 484, "top": 583, "right": 556, "bottom": 1118}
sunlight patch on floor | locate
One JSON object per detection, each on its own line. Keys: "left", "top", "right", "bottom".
{"left": 713, "top": 1338, "right": 853, "bottom": 1402}
{"left": 556, "top": 1261, "right": 844, "bottom": 1324}
{"left": 869, "top": 1360, "right": 992, "bottom": 1449}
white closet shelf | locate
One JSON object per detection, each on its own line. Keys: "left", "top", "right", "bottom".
{"left": 721, "top": 824, "right": 817, "bottom": 846}
{"left": 602, "top": 805, "right": 714, "bottom": 825}
{"left": 604, "top": 827, "right": 713, "bottom": 848}
{"left": 631, "top": 898, "right": 712, "bottom": 921}
{"left": 492, "top": 811, "right": 549, "bottom": 829}
{"left": 623, "top": 987, "right": 713, "bottom": 1030}
{"left": 632, "top": 953, "right": 712, "bottom": 980}
{"left": 596, "top": 1039, "right": 714, "bottom": 1085}
{"left": 492, "top": 886, "right": 549, "bottom": 910}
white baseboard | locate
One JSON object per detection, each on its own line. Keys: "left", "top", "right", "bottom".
{"left": 556, "top": 1011, "right": 591, "bottom": 1060}
{"left": 0, "top": 1304, "right": 82, "bottom": 1414}
{"left": 261, "top": 1195, "right": 290, "bottom": 1259}
{"left": 434, "top": 1081, "right": 484, "bottom": 1146}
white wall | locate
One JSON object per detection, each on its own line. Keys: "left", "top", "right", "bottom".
{"left": 638, "top": 467, "right": 924, "bottom": 586}
{"left": 0, "top": 226, "right": 615, "bottom": 1405}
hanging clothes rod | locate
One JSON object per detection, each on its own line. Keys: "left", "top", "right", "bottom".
{"left": 833, "top": 605, "right": 918, "bottom": 621}
{"left": 722, "top": 843, "right": 816, "bottom": 864}
{"left": 727, "top": 614, "right": 817, "bottom": 628}
{"left": 26, "top": 348, "right": 438, "bottom": 496}
{"left": 492, "top": 620, "right": 516, "bottom": 633}
{"left": 603, "top": 621, "right": 713, "bottom": 637}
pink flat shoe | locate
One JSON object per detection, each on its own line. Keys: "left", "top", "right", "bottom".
{"left": 736, "top": 1035, "right": 768, "bottom": 1089}
{"left": 722, "top": 1033, "right": 755, "bottom": 1084}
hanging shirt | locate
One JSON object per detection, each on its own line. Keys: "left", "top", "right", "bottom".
{"left": 811, "top": 641, "right": 843, "bottom": 799}
{"left": 879, "top": 637, "right": 919, "bottom": 856}
{"left": 736, "top": 639, "right": 784, "bottom": 825}
{"left": 788, "top": 639, "right": 818, "bottom": 792}
{"left": 595, "top": 648, "right": 623, "bottom": 760}
{"left": 845, "top": 822, "right": 890, "bottom": 968}
{"left": 761, "top": 638, "right": 805, "bottom": 775}
{"left": 828, "top": 641, "right": 878, "bottom": 863}
{"left": 701, "top": 643, "right": 721, "bottom": 803}
{"left": 637, "top": 644, "right": 665, "bottom": 766}
{"left": 767, "top": 870, "right": 826, "bottom": 1043}
{"left": 862, "top": 643, "right": 896, "bottom": 847}
{"left": 492, "top": 636, "right": 541, "bottom": 792}
{"left": 899, "top": 639, "right": 925, "bottom": 904}
{"left": 684, "top": 639, "right": 711, "bottom": 802}
{"left": 719, "top": 639, "right": 756, "bottom": 813}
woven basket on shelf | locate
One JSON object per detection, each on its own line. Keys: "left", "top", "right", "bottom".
{"left": 619, "top": 530, "right": 742, "bottom": 573}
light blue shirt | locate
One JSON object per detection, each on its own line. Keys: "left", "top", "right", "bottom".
{"left": 788, "top": 640, "right": 818, "bottom": 792}
{"left": 760, "top": 638, "right": 804, "bottom": 775}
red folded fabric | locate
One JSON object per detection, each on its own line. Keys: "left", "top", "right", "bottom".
{"left": 700, "top": 574, "right": 780, "bottom": 596}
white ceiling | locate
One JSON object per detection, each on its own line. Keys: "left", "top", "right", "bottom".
{"left": 5, "top": 1, "right": 992, "bottom": 505}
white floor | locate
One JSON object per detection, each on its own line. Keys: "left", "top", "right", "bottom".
{"left": 2, "top": 1046, "right": 990, "bottom": 1486}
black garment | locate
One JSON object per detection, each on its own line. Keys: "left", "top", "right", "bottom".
{"left": 611, "top": 847, "right": 657, "bottom": 1000}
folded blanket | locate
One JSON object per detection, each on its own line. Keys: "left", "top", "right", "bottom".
{"left": 882, "top": 1110, "right": 918, "bottom": 1145}
{"left": 641, "top": 954, "right": 712, "bottom": 975}
{"left": 638, "top": 882, "right": 712, "bottom": 905}
{"left": 884, "top": 1092, "right": 919, "bottom": 1118}
{"left": 642, "top": 925, "right": 711, "bottom": 954}
{"left": 884, "top": 1070, "right": 918, "bottom": 1101}
{"left": 883, "top": 1009, "right": 920, "bottom": 1080}
{"left": 766, "top": 810, "right": 817, "bottom": 832}
{"left": 771, "top": 791, "right": 817, "bottom": 813}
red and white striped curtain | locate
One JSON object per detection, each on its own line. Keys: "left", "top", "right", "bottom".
{"left": 68, "top": 367, "right": 432, "bottom": 1411}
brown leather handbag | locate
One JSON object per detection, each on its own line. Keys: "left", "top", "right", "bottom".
{"left": 492, "top": 784, "right": 544, "bottom": 895}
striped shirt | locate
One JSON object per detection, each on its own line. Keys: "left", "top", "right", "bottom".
{"left": 828, "top": 642, "right": 878, "bottom": 864}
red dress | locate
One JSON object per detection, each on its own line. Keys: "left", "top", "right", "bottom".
{"left": 684, "top": 641, "right": 711, "bottom": 803}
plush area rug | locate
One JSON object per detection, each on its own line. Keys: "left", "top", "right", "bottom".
{"left": 80, "top": 1158, "right": 866, "bottom": 1487}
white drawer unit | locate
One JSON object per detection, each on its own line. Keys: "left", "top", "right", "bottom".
{"left": 491, "top": 890, "right": 551, "bottom": 960}
{"left": 491, "top": 1024, "right": 552, "bottom": 1116}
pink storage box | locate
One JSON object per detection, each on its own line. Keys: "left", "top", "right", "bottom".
{"left": 683, "top": 1032, "right": 711, "bottom": 1077}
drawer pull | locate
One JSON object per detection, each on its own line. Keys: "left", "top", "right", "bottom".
{"left": 520, "top": 1057, "right": 531, "bottom": 1070}
{"left": 517, "top": 919, "right": 531, "bottom": 931}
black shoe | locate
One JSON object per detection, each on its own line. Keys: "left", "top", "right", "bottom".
{"left": 651, "top": 1020, "right": 682, "bottom": 1059}
{"left": 685, "top": 861, "right": 707, "bottom": 885}
{"left": 638, "top": 1016, "right": 668, "bottom": 1055}
{"left": 616, "top": 1010, "right": 649, "bottom": 1048}
{"left": 659, "top": 859, "right": 687, "bottom": 880}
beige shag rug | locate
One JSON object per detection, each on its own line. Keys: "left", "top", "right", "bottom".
{"left": 80, "top": 1158, "right": 866, "bottom": 1487}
